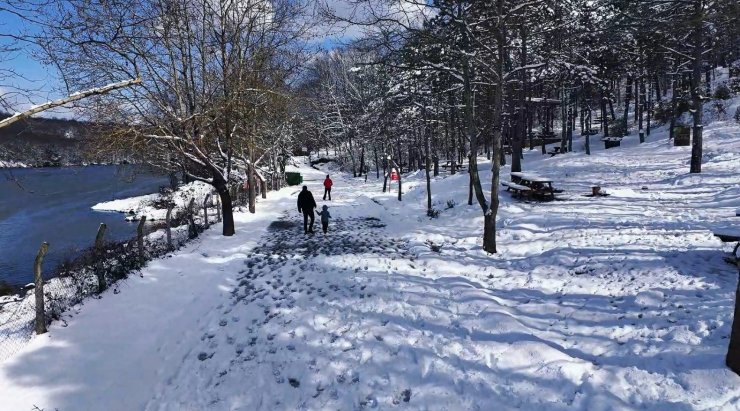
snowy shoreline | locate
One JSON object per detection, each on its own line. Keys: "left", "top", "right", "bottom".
{"left": 0, "top": 160, "right": 138, "bottom": 169}
{"left": 92, "top": 181, "right": 215, "bottom": 221}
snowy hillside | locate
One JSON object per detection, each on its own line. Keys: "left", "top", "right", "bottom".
{"left": 0, "top": 119, "right": 739, "bottom": 410}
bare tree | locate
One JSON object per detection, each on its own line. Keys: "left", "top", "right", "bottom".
{"left": 43, "top": 0, "right": 310, "bottom": 235}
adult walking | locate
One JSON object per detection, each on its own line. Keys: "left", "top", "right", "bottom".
{"left": 297, "top": 185, "right": 317, "bottom": 234}
{"left": 323, "top": 174, "right": 333, "bottom": 201}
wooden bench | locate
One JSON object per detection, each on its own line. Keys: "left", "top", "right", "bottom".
{"left": 441, "top": 162, "right": 467, "bottom": 171}
{"left": 547, "top": 147, "right": 562, "bottom": 157}
{"left": 601, "top": 136, "right": 622, "bottom": 149}
{"left": 502, "top": 181, "right": 532, "bottom": 198}
{"left": 714, "top": 229, "right": 740, "bottom": 264}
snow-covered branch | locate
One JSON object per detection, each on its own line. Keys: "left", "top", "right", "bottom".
{"left": 0, "top": 78, "right": 142, "bottom": 129}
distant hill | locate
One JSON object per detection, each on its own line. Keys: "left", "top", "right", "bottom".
{"left": 0, "top": 113, "right": 123, "bottom": 167}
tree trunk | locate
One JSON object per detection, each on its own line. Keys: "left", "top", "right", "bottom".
{"left": 203, "top": 194, "right": 210, "bottom": 228}
{"left": 726, "top": 264, "right": 740, "bottom": 375}
{"left": 165, "top": 205, "right": 173, "bottom": 249}
{"left": 512, "top": 25, "right": 527, "bottom": 171}
{"left": 397, "top": 166, "right": 402, "bottom": 201}
{"left": 216, "top": 184, "right": 235, "bottom": 236}
{"left": 137, "top": 216, "right": 147, "bottom": 266}
{"left": 646, "top": 81, "right": 652, "bottom": 136}
{"left": 623, "top": 77, "right": 632, "bottom": 131}
{"left": 669, "top": 71, "right": 677, "bottom": 140}
{"left": 247, "top": 163, "right": 256, "bottom": 214}
{"left": 689, "top": 0, "right": 704, "bottom": 173}
{"left": 601, "top": 93, "right": 609, "bottom": 137}
{"left": 450, "top": 93, "right": 458, "bottom": 175}
{"left": 424, "top": 112, "right": 432, "bottom": 215}
{"left": 484, "top": 3, "right": 505, "bottom": 254}
{"left": 462, "top": 59, "right": 488, "bottom": 215}
{"left": 639, "top": 77, "right": 646, "bottom": 142}
{"left": 560, "top": 88, "right": 568, "bottom": 152}
{"left": 374, "top": 146, "right": 380, "bottom": 179}
{"left": 95, "top": 223, "right": 107, "bottom": 292}
{"left": 34, "top": 242, "right": 49, "bottom": 335}
{"left": 567, "top": 104, "right": 574, "bottom": 152}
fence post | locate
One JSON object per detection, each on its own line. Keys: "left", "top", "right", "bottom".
{"left": 203, "top": 194, "right": 210, "bottom": 228}
{"left": 137, "top": 216, "right": 146, "bottom": 266}
{"left": 165, "top": 205, "right": 173, "bottom": 250}
{"left": 95, "top": 223, "right": 107, "bottom": 292}
{"left": 34, "top": 242, "right": 49, "bottom": 335}
{"left": 216, "top": 195, "right": 221, "bottom": 222}
{"left": 187, "top": 198, "right": 197, "bottom": 239}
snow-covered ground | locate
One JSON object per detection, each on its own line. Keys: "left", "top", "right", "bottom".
{"left": 92, "top": 180, "right": 214, "bottom": 221}
{"left": 0, "top": 118, "right": 739, "bottom": 410}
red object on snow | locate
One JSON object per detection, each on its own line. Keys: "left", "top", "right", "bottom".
{"left": 324, "top": 177, "right": 333, "bottom": 188}
{"left": 390, "top": 169, "right": 399, "bottom": 181}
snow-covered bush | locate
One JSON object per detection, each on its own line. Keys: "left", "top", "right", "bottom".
{"left": 714, "top": 84, "right": 732, "bottom": 100}
{"left": 608, "top": 121, "right": 627, "bottom": 137}
{"left": 0, "top": 281, "right": 14, "bottom": 297}
{"left": 729, "top": 77, "right": 740, "bottom": 93}
{"left": 653, "top": 101, "right": 673, "bottom": 123}
{"left": 445, "top": 199, "right": 456, "bottom": 209}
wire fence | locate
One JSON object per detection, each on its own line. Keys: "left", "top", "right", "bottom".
{"left": 0, "top": 191, "right": 225, "bottom": 363}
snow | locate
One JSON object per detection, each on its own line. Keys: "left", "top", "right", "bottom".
{"left": 0, "top": 160, "right": 28, "bottom": 168}
{"left": 92, "top": 181, "right": 214, "bottom": 221}
{"left": 0, "top": 118, "right": 739, "bottom": 410}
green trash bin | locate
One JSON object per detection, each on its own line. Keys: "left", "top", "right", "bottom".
{"left": 285, "top": 172, "right": 303, "bottom": 186}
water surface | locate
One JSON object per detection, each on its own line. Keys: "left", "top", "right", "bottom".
{"left": 0, "top": 165, "right": 168, "bottom": 287}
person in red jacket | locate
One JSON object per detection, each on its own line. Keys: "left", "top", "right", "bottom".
{"left": 323, "top": 174, "right": 333, "bottom": 200}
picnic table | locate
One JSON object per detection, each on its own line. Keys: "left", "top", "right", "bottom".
{"left": 713, "top": 211, "right": 740, "bottom": 263}
{"left": 441, "top": 161, "right": 467, "bottom": 171}
{"left": 509, "top": 172, "right": 556, "bottom": 199}
{"left": 713, "top": 229, "right": 740, "bottom": 262}
{"left": 501, "top": 180, "right": 532, "bottom": 198}
{"left": 547, "top": 146, "right": 562, "bottom": 157}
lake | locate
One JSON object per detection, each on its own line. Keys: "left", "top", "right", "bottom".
{"left": 0, "top": 165, "right": 169, "bottom": 288}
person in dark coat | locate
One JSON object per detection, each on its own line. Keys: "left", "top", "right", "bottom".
{"left": 297, "top": 185, "right": 317, "bottom": 234}
{"left": 323, "top": 175, "right": 333, "bottom": 200}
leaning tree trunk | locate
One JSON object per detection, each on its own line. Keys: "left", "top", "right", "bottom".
{"left": 462, "top": 59, "right": 488, "bottom": 216}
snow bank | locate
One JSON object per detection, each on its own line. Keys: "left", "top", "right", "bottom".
{"left": 0, "top": 160, "right": 28, "bottom": 168}
{"left": 92, "top": 181, "right": 214, "bottom": 221}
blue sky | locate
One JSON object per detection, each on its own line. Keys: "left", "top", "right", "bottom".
{"left": 0, "top": 0, "right": 368, "bottom": 115}
{"left": 0, "top": 8, "right": 66, "bottom": 113}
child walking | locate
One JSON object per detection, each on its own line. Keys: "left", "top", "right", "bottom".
{"left": 316, "top": 205, "right": 332, "bottom": 234}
